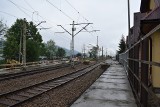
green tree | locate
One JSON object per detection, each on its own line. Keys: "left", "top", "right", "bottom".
{"left": 76, "top": 53, "right": 82, "bottom": 57}
{"left": 118, "top": 35, "right": 126, "bottom": 54}
{"left": 0, "top": 20, "right": 7, "bottom": 55}
{"left": 3, "top": 19, "right": 43, "bottom": 62}
{"left": 46, "top": 39, "right": 56, "bottom": 59}
{"left": 0, "top": 20, "right": 7, "bottom": 35}
{"left": 89, "top": 46, "right": 98, "bottom": 59}
{"left": 56, "top": 47, "right": 66, "bottom": 58}
{"left": 39, "top": 42, "right": 47, "bottom": 56}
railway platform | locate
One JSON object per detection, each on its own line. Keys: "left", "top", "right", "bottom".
{"left": 71, "top": 59, "right": 137, "bottom": 107}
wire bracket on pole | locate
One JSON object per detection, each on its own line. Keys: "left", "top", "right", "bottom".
{"left": 57, "top": 21, "right": 93, "bottom": 68}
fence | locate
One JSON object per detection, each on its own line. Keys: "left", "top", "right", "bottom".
{"left": 119, "top": 24, "right": 160, "bottom": 107}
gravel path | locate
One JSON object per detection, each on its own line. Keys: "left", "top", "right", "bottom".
{"left": 0, "top": 63, "right": 94, "bottom": 94}
{"left": 16, "top": 63, "right": 108, "bottom": 107}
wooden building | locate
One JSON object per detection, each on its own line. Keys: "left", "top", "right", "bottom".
{"left": 140, "top": 0, "right": 160, "bottom": 96}
{"left": 123, "top": 0, "right": 160, "bottom": 106}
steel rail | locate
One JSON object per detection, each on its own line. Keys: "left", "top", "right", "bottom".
{"left": 0, "top": 62, "right": 80, "bottom": 81}
{"left": 0, "top": 63, "right": 100, "bottom": 107}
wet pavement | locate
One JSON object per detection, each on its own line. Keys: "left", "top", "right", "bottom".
{"left": 71, "top": 59, "right": 137, "bottom": 107}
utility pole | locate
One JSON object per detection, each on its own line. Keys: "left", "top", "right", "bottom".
{"left": 102, "top": 46, "right": 103, "bottom": 60}
{"left": 96, "top": 36, "right": 99, "bottom": 62}
{"left": 82, "top": 44, "right": 86, "bottom": 59}
{"left": 127, "top": 0, "right": 130, "bottom": 35}
{"left": 127, "top": 0, "right": 131, "bottom": 48}
{"left": 19, "top": 29, "right": 22, "bottom": 63}
{"left": 91, "top": 30, "right": 100, "bottom": 62}
{"left": 106, "top": 48, "right": 107, "bottom": 59}
{"left": 70, "top": 41, "right": 72, "bottom": 62}
{"left": 58, "top": 21, "right": 92, "bottom": 67}
{"left": 20, "top": 19, "right": 46, "bottom": 67}
{"left": 22, "top": 18, "right": 26, "bottom": 66}
{"left": 71, "top": 21, "right": 75, "bottom": 67}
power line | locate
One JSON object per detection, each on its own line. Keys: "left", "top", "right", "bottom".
{"left": 3, "top": 0, "right": 72, "bottom": 46}
{"left": 41, "top": 0, "right": 95, "bottom": 41}
{"left": 7, "top": 0, "right": 32, "bottom": 19}
{"left": 64, "top": 0, "right": 89, "bottom": 22}
{"left": 65, "top": 0, "right": 79, "bottom": 14}
{"left": 23, "top": 0, "right": 40, "bottom": 22}
{"left": 0, "top": 11, "right": 18, "bottom": 18}
{"left": 6, "top": 0, "right": 93, "bottom": 49}
{"left": 7, "top": 0, "right": 41, "bottom": 25}
{"left": 64, "top": 0, "right": 98, "bottom": 38}
{"left": 7, "top": 0, "right": 49, "bottom": 28}
{"left": 23, "top": 0, "right": 36, "bottom": 12}
{"left": 7, "top": 0, "right": 56, "bottom": 30}
{"left": 21, "top": 0, "right": 72, "bottom": 42}
{"left": 22, "top": 0, "right": 58, "bottom": 26}
{"left": 46, "top": 0, "right": 74, "bottom": 21}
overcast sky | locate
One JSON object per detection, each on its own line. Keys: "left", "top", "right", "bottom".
{"left": 0, "top": 0, "right": 141, "bottom": 56}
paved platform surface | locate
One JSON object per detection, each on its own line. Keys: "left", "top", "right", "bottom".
{"left": 71, "top": 60, "right": 137, "bottom": 107}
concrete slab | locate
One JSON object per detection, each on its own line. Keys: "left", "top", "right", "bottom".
{"left": 71, "top": 59, "right": 137, "bottom": 107}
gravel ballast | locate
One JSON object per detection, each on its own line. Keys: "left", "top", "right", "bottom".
{"left": 0, "top": 63, "right": 94, "bottom": 94}
{"left": 16, "top": 63, "right": 108, "bottom": 107}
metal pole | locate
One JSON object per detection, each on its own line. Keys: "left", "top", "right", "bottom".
{"left": 19, "top": 29, "right": 22, "bottom": 63}
{"left": 106, "top": 48, "right": 107, "bottom": 59}
{"left": 72, "top": 21, "right": 75, "bottom": 67}
{"left": 97, "top": 36, "right": 98, "bottom": 61}
{"left": 23, "top": 18, "right": 26, "bottom": 66}
{"left": 70, "top": 40, "right": 72, "bottom": 62}
{"left": 102, "top": 46, "right": 103, "bottom": 60}
{"left": 127, "top": 0, "right": 131, "bottom": 47}
{"left": 57, "top": 22, "right": 92, "bottom": 68}
{"left": 84, "top": 44, "right": 86, "bottom": 59}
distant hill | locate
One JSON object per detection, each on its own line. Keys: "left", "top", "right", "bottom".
{"left": 56, "top": 46, "right": 80, "bottom": 56}
{"left": 64, "top": 48, "right": 80, "bottom": 56}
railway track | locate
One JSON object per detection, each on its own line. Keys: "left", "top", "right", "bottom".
{"left": 0, "top": 62, "right": 80, "bottom": 81}
{"left": 0, "top": 62, "right": 101, "bottom": 107}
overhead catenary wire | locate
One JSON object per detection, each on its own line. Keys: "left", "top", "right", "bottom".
{"left": 7, "top": 0, "right": 32, "bottom": 19}
{"left": 64, "top": 0, "right": 89, "bottom": 22}
{"left": 64, "top": 0, "right": 79, "bottom": 14}
{"left": 22, "top": 0, "right": 72, "bottom": 42}
{"left": 46, "top": 0, "right": 95, "bottom": 39}
{"left": 0, "top": 11, "right": 18, "bottom": 18}
{"left": 7, "top": 0, "right": 52, "bottom": 29}
{"left": 46, "top": 0, "right": 74, "bottom": 21}
{"left": 7, "top": 0, "right": 55, "bottom": 28}
{"left": 23, "top": 0, "right": 41, "bottom": 23}
{"left": 23, "top": 0, "right": 36, "bottom": 12}
{"left": 64, "top": 0, "right": 98, "bottom": 37}
{"left": 3, "top": 0, "right": 72, "bottom": 46}
{"left": 5, "top": 0, "right": 96, "bottom": 51}
{"left": 7, "top": 0, "right": 50, "bottom": 30}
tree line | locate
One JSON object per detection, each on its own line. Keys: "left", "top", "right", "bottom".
{"left": 117, "top": 35, "right": 126, "bottom": 54}
{"left": 0, "top": 19, "right": 66, "bottom": 63}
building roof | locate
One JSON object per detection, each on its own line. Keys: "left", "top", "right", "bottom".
{"left": 142, "top": 6, "right": 160, "bottom": 20}
{"left": 126, "top": 12, "right": 146, "bottom": 46}
{"left": 140, "top": 0, "right": 160, "bottom": 12}
{"left": 133, "top": 12, "right": 145, "bottom": 41}
{"left": 156, "top": 0, "right": 160, "bottom": 5}
{"left": 140, "top": 6, "right": 160, "bottom": 34}
{"left": 140, "top": 0, "right": 150, "bottom": 13}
